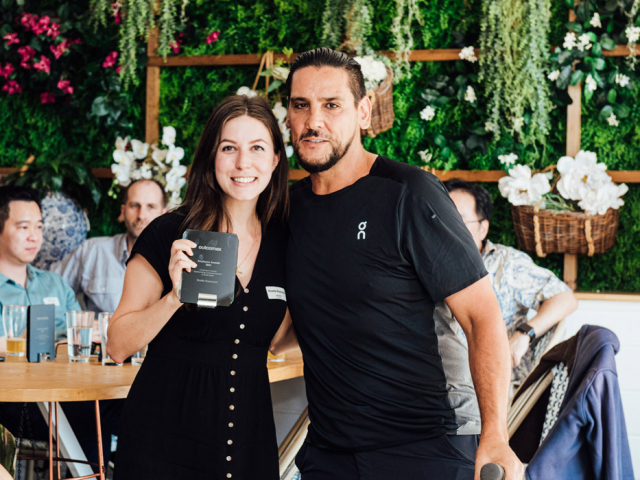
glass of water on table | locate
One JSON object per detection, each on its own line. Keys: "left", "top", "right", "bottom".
{"left": 98, "top": 312, "right": 122, "bottom": 366}
{"left": 66, "top": 311, "right": 95, "bottom": 362}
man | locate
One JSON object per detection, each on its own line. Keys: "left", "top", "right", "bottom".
{"left": 0, "top": 185, "right": 123, "bottom": 471}
{"left": 445, "top": 179, "right": 578, "bottom": 383}
{"left": 285, "top": 48, "right": 523, "bottom": 480}
{"left": 0, "top": 186, "right": 80, "bottom": 347}
{"left": 53, "top": 179, "right": 167, "bottom": 314}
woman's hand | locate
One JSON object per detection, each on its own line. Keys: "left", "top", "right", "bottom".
{"left": 168, "top": 239, "right": 198, "bottom": 300}
{"left": 508, "top": 332, "right": 530, "bottom": 368}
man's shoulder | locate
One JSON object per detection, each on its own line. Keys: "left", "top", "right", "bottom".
{"left": 371, "top": 156, "right": 447, "bottom": 196}
{"left": 29, "top": 265, "right": 71, "bottom": 287}
{"left": 81, "top": 233, "right": 126, "bottom": 249}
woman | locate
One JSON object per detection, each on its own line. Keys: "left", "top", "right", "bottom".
{"left": 108, "top": 95, "right": 297, "bottom": 480}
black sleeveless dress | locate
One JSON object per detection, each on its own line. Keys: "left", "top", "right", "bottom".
{"left": 115, "top": 212, "right": 286, "bottom": 480}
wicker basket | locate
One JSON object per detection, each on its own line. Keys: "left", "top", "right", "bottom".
{"left": 361, "top": 66, "right": 395, "bottom": 138}
{"left": 511, "top": 205, "right": 619, "bottom": 257}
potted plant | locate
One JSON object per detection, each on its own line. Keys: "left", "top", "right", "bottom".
{"left": 498, "top": 150, "right": 628, "bottom": 257}
{"left": 5, "top": 151, "right": 101, "bottom": 269}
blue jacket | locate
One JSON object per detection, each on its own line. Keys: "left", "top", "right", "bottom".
{"left": 527, "top": 325, "right": 634, "bottom": 480}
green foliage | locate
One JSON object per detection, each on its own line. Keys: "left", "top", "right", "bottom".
{"left": 1, "top": 0, "right": 638, "bottom": 292}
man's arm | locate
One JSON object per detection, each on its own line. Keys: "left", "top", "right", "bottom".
{"left": 446, "top": 276, "right": 524, "bottom": 480}
{"left": 510, "top": 290, "right": 578, "bottom": 367}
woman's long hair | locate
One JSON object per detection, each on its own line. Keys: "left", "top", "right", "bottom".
{"left": 180, "top": 95, "right": 289, "bottom": 233}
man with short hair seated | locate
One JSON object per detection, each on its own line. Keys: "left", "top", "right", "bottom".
{"left": 0, "top": 185, "right": 116, "bottom": 471}
{"left": 445, "top": 179, "right": 578, "bottom": 383}
{"left": 53, "top": 179, "right": 168, "bottom": 314}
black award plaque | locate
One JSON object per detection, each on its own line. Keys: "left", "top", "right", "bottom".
{"left": 179, "top": 229, "right": 239, "bottom": 308}
{"left": 27, "top": 304, "right": 56, "bottom": 362}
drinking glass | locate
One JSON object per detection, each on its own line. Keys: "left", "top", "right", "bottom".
{"left": 132, "top": 344, "right": 148, "bottom": 366}
{"left": 2, "top": 305, "right": 28, "bottom": 357}
{"left": 66, "top": 311, "right": 95, "bottom": 363}
{"left": 98, "top": 312, "right": 122, "bottom": 366}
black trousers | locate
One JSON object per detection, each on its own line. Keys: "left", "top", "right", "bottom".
{"left": 296, "top": 434, "right": 479, "bottom": 480}
{"left": 0, "top": 399, "right": 123, "bottom": 473}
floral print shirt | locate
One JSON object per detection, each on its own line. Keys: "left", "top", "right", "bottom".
{"left": 482, "top": 240, "right": 571, "bottom": 383}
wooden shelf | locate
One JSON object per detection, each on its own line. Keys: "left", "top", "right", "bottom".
{"left": 147, "top": 45, "right": 638, "bottom": 68}
{"left": 575, "top": 292, "right": 640, "bottom": 302}
{"left": 3, "top": 167, "right": 639, "bottom": 183}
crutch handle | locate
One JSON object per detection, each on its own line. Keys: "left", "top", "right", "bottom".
{"left": 480, "top": 463, "right": 505, "bottom": 480}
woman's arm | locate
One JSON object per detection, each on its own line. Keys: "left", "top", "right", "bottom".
{"left": 107, "top": 239, "right": 197, "bottom": 364}
{"left": 269, "top": 308, "right": 298, "bottom": 355}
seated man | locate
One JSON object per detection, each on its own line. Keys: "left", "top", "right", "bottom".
{"left": 0, "top": 185, "right": 117, "bottom": 470}
{"left": 0, "top": 186, "right": 79, "bottom": 346}
{"left": 53, "top": 179, "right": 167, "bottom": 314}
{"left": 445, "top": 179, "right": 578, "bottom": 383}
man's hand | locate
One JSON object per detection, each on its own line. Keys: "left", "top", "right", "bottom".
{"left": 475, "top": 434, "right": 524, "bottom": 480}
{"left": 508, "top": 332, "right": 530, "bottom": 368}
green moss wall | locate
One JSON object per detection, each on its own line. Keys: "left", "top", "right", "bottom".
{"left": 2, "top": 0, "right": 639, "bottom": 291}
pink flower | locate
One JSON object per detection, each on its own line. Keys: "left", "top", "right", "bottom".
{"left": 33, "top": 55, "right": 51, "bottom": 74}
{"left": 46, "top": 23, "right": 60, "bottom": 39}
{"left": 66, "top": 38, "right": 82, "bottom": 47}
{"left": 115, "top": 11, "right": 122, "bottom": 25}
{"left": 102, "top": 51, "right": 118, "bottom": 68}
{"left": 3, "top": 33, "right": 19, "bottom": 46}
{"left": 50, "top": 42, "right": 66, "bottom": 59}
{"left": 116, "top": 66, "right": 121, "bottom": 74}
{"left": 170, "top": 41, "right": 180, "bottom": 54}
{"left": 206, "top": 30, "right": 220, "bottom": 45}
{"left": 2, "top": 80, "right": 22, "bottom": 94}
{"left": 18, "top": 45, "right": 35, "bottom": 68}
{"left": 0, "top": 63, "right": 15, "bottom": 79}
{"left": 57, "top": 79, "right": 73, "bottom": 94}
{"left": 20, "top": 13, "right": 38, "bottom": 31}
{"left": 40, "top": 92, "right": 56, "bottom": 104}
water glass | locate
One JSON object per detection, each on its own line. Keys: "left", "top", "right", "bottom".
{"left": 98, "top": 312, "right": 122, "bottom": 366}
{"left": 132, "top": 344, "right": 148, "bottom": 366}
{"left": 66, "top": 311, "right": 95, "bottom": 363}
{"left": 2, "top": 305, "right": 28, "bottom": 357}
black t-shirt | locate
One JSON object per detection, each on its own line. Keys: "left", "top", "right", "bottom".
{"left": 286, "top": 156, "right": 488, "bottom": 451}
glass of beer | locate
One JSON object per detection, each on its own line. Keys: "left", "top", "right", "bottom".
{"left": 98, "top": 312, "right": 122, "bottom": 366}
{"left": 66, "top": 311, "right": 95, "bottom": 363}
{"left": 2, "top": 305, "right": 28, "bottom": 356}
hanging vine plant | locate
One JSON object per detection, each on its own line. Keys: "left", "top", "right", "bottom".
{"left": 89, "top": 0, "right": 180, "bottom": 88}
{"left": 479, "top": 0, "right": 552, "bottom": 148}
{"left": 320, "top": 0, "right": 419, "bottom": 81}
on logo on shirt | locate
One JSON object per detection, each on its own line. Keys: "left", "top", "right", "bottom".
{"left": 358, "top": 222, "right": 367, "bottom": 240}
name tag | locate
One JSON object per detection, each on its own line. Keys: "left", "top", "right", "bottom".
{"left": 43, "top": 297, "right": 60, "bottom": 307}
{"left": 266, "top": 287, "right": 286, "bottom": 301}
{"left": 42, "top": 297, "right": 60, "bottom": 307}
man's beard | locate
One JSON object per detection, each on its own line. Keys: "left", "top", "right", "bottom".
{"left": 294, "top": 129, "right": 353, "bottom": 174}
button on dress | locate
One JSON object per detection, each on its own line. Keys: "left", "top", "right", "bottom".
{"left": 115, "top": 212, "right": 286, "bottom": 480}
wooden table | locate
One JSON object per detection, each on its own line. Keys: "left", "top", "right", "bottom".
{"left": 0, "top": 349, "right": 304, "bottom": 479}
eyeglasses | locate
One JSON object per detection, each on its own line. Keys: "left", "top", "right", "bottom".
{"left": 463, "top": 219, "right": 486, "bottom": 226}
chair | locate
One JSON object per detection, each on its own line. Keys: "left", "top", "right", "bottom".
{"left": 507, "top": 325, "right": 634, "bottom": 479}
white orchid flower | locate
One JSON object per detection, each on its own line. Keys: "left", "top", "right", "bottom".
{"left": 285, "top": 145, "right": 294, "bottom": 158}
{"left": 418, "top": 150, "right": 432, "bottom": 163}
{"left": 272, "top": 102, "right": 287, "bottom": 122}
{"left": 168, "top": 190, "right": 183, "bottom": 209}
{"left": 115, "top": 136, "right": 129, "bottom": 150}
{"left": 111, "top": 163, "right": 132, "bottom": 187}
{"left": 548, "top": 70, "right": 560, "bottom": 81}
{"left": 130, "top": 139, "right": 149, "bottom": 160}
{"left": 498, "top": 165, "right": 550, "bottom": 206}
{"left": 280, "top": 124, "right": 291, "bottom": 144}
{"left": 236, "top": 86, "right": 258, "bottom": 98}
{"left": 165, "top": 165, "right": 187, "bottom": 192}
{"left": 498, "top": 153, "right": 518, "bottom": 166}
{"left": 615, "top": 74, "right": 630, "bottom": 88}
{"left": 166, "top": 144, "right": 185, "bottom": 168}
{"left": 151, "top": 145, "right": 168, "bottom": 165}
{"left": 590, "top": 13, "right": 602, "bottom": 28}
{"left": 271, "top": 66, "right": 291, "bottom": 82}
{"left": 162, "top": 126, "right": 177, "bottom": 146}
{"left": 579, "top": 182, "right": 628, "bottom": 215}
{"left": 113, "top": 149, "right": 135, "bottom": 165}
{"left": 140, "top": 163, "right": 153, "bottom": 179}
